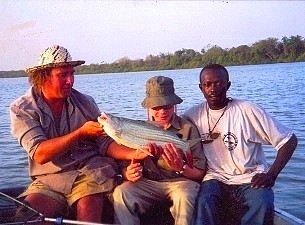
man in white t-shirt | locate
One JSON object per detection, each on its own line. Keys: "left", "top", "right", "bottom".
{"left": 183, "top": 64, "right": 298, "bottom": 225}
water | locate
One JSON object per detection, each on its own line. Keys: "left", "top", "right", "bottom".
{"left": 1, "top": 62, "right": 305, "bottom": 220}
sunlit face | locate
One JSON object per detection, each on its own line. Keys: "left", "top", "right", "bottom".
{"left": 148, "top": 105, "right": 175, "bottom": 127}
{"left": 199, "top": 68, "right": 230, "bottom": 109}
{"left": 42, "top": 66, "right": 75, "bottom": 100}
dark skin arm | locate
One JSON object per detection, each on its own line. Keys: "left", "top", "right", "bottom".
{"left": 251, "top": 133, "right": 298, "bottom": 188}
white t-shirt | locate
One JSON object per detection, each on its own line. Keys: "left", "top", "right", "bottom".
{"left": 183, "top": 99, "right": 293, "bottom": 185}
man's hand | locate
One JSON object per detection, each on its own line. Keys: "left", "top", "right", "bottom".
{"left": 125, "top": 159, "right": 143, "bottom": 182}
{"left": 79, "top": 121, "right": 106, "bottom": 138}
{"left": 251, "top": 173, "right": 276, "bottom": 189}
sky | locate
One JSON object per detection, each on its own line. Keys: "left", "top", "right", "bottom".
{"left": 1, "top": 0, "right": 305, "bottom": 71}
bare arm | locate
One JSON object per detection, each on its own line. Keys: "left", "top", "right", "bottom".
{"left": 34, "top": 121, "right": 103, "bottom": 164}
{"left": 251, "top": 133, "right": 298, "bottom": 188}
{"left": 107, "top": 142, "right": 158, "bottom": 161}
{"left": 107, "top": 142, "right": 139, "bottom": 160}
{"left": 268, "top": 133, "right": 298, "bottom": 178}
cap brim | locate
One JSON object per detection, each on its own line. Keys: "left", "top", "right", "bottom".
{"left": 141, "top": 95, "right": 183, "bottom": 108}
{"left": 25, "top": 60, "right": 85, "bottom": 74}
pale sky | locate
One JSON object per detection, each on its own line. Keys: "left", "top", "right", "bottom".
{"left": 1, "top": 0, "right": 305, "bottom": 71}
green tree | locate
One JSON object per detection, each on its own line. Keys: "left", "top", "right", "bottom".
{"left": 251, "top": 38, "right": 282, "bottom": 64}
{"left": 281, "top": 35, "right": 305, "bottom": 61}
{"left": 201, "top": 45, "right": 228, "bottom": 65}
{"left": 228, "top": 45, "right": 252, "bottom": 65}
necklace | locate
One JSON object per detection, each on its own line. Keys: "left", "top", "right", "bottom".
{"left": 206, "top": 98, "right": 231, "bottom": 135}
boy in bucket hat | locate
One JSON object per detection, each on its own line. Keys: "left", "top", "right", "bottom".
{"left": 141, "top": 76, "right": 183, "bottom": 110}
{"left": 112, "top": 76, "right": 207, "bottom": 225}
{"left": 10, "top": 45, "right": 152, "bottom": 223}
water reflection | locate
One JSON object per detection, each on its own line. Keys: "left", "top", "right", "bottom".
{"left": 1, "top": 62, "right": 305, "bottom": 219}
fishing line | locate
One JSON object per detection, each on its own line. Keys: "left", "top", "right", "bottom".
{"left": 0, "top": 191, "right": 41, "bottom": 216}
{"left": 0, "top": 191, "right": 43, "bottom": 225}
{"left": 0, "top": 192, "right": 118, "bottom": 225}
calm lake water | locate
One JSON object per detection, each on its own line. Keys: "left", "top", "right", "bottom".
{"left": 1, "top": 62, "right": 305, "bottom": 220}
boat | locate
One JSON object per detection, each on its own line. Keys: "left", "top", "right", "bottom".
{"left": 1, "top": 186, "right": 304, "bottom": 225}
{"left": 274, "top": 208, "right": 305, "bottom": 225}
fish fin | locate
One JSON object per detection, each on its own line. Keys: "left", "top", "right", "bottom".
{"left": 136, "top": 147, "right": 153, "bottom": 157}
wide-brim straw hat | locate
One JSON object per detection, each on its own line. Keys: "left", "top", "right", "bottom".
{"left": 25, "top": 45, "right": 85, "bottom": 74}
{"left": 141, "top": 76, "right": 183, "bottom": 108}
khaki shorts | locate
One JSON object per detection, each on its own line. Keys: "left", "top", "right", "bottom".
{"left": 20, "top": 174, "right": 109, "bottom": 206}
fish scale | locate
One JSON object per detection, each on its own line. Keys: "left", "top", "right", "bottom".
{"left": 110, "top": 115, "right": 189, "bottom": 150}
{"left": 97, "top": 112, "right": 194, "bottom": 167}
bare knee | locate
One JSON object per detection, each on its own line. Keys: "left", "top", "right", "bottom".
{"left": 25, "top": 193, "right": 64, "bottom": 217}
{"left": 76, "top": 193, "right": 104, "bottom": 222}
{"left": 19, "top": 194, "right": 64, "bottom": 225}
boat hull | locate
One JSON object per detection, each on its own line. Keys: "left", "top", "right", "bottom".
{"left": 0, "top": 187, "right": 304, "bottom": 225}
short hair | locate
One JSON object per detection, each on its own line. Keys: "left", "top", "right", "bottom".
{"left": 28, "top": 68, "right": 51, "bottom": 93}
{"left": 199, "top": 64, "right": 229, "bottom": 82}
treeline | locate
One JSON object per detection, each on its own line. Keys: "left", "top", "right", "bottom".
{"left": 2, "top": 35, "right": 305, "bottom": 78}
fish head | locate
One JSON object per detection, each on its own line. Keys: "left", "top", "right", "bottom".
{"left": 98, "top": 112, "right": 122, "bottom": 137}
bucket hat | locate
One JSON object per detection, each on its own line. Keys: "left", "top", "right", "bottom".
{"left": 25, "top": 45, "right": 85, "bottom": 74}
{"left": 141, "top": 76, "right": 183, "bottom": 108}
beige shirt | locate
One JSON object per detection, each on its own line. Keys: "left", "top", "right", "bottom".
{"left": 10, "top": 88, "right": 117, "bottom": 194}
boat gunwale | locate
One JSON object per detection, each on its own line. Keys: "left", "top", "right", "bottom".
{"left": 1, "top": 186, "right": 304, "bottom": 225}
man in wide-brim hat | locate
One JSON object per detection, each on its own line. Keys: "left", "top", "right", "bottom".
{"left": 25, "top": 45, "right": 85, "bottom": 94}
{"left": 10, "top": 45, "right": 152, "bottom": 222}
{"left": 25, "top": 45, "right": 85, "bottom": 74}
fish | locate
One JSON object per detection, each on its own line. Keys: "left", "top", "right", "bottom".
{"left": 97, "top": 112, "right": 199, "bottom": 168}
